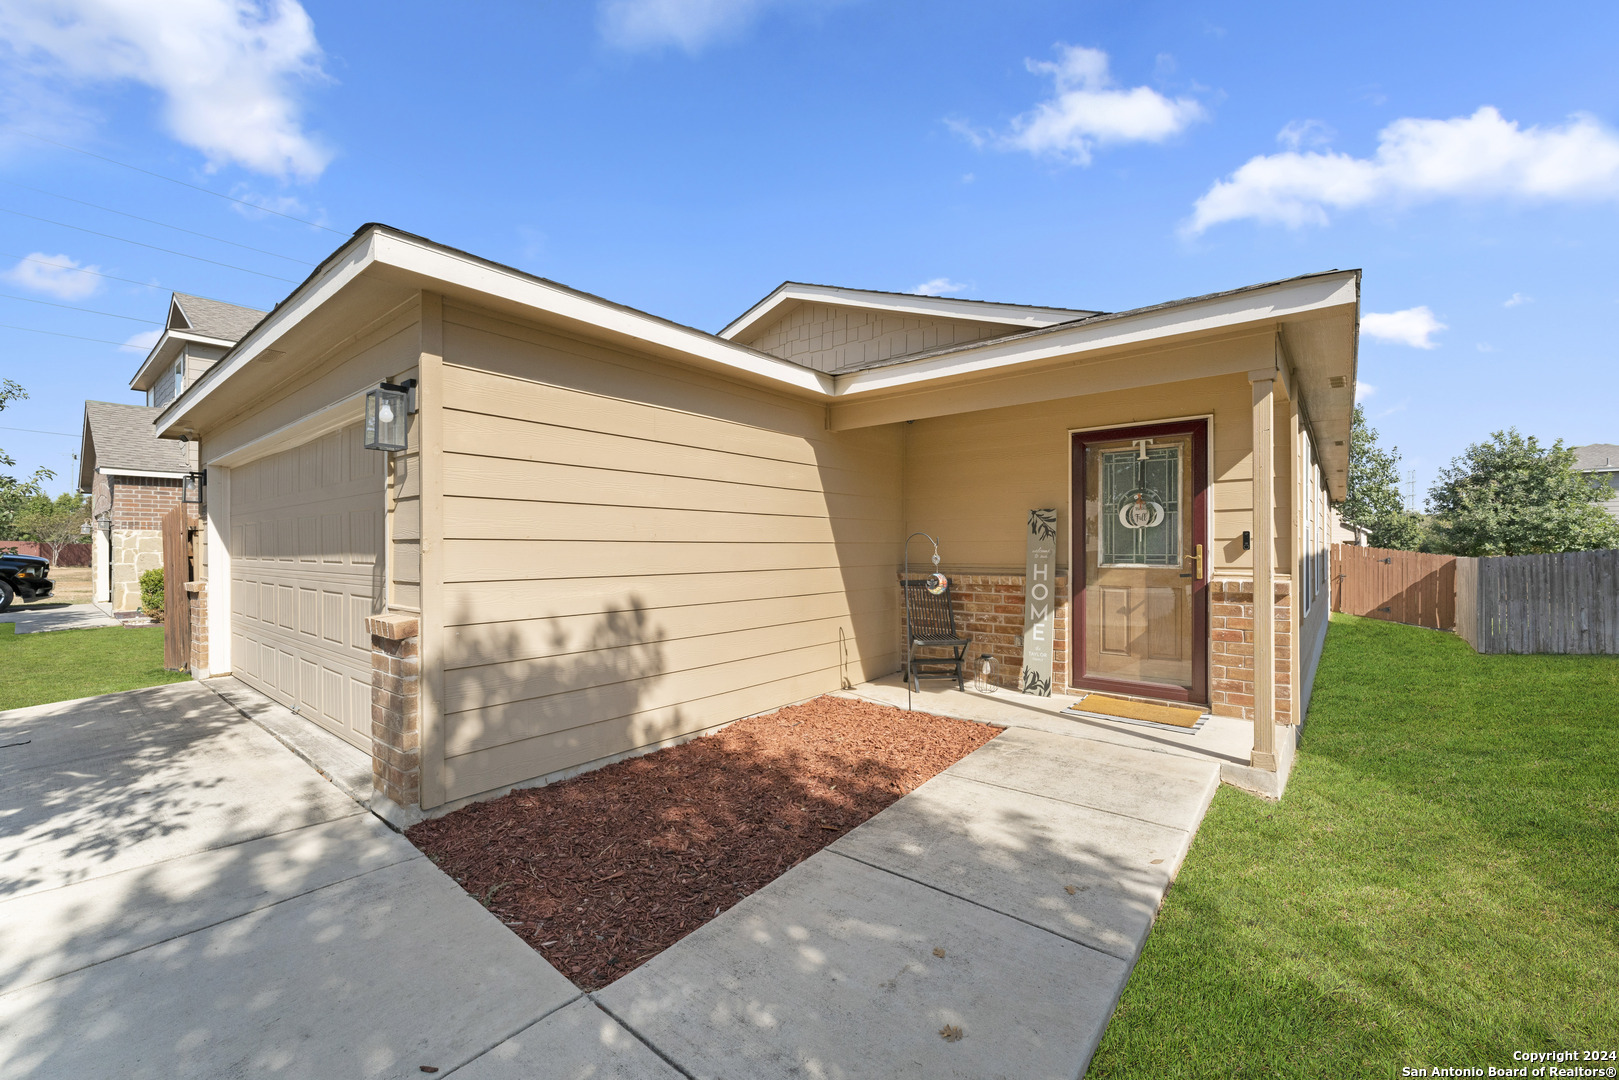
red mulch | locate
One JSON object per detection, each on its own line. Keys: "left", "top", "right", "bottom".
{"left": 406, "top": 695, "right": 999, "bottom": 990}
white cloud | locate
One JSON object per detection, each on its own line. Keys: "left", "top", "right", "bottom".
{"left": 994, "top": 45, "right": 1205, "bottom": 164}
{"left": 119, "top": 328, "right": 161, "bottom": 352}
{"left": 1503, "top": 292, "right": 1533, "bottom": 307}
{"left": 1277, "top": 119, "right": 1333, "bottom": 151}
{"left": 1187, "top": 106, "right": 1619, "bottom": 234}
{"left": 911, "top": 278, "right": 968, "bottom": 297}
{"left": 0, "top": 0, "right": 332, "bottom": 180}
{"left": 1476, "top": 342, "right": 1495, "bottom": 352}
{"left": 3, "top": 252, "right": 101, "bottom": 299}
{"left": 1355, "top": 381, "right": 1376, "bottom": 403}
{"left": 1362, "top": 306, "right": 1447, "bottom": 349}
{"left": 599, "top": 0, "right": 787, "bottom": 52}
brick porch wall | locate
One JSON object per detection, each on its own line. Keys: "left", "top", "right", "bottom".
{"left": 186, "top": 580, "right": 208, "bottom": 677}
{"left": 1210, "top": 578, "right": 1293, "bottom": 723}
{"left": 898, "top": 570, "right": 1069, "bottom": 691}
{"left": 367, "top": 613, "right": 421, "bottom": 809}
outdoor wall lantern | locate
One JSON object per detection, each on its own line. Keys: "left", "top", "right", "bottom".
{"left": 182, "top": 470, "right": 206, "bottom": 505}
{"left": 364, "top": 379, "right": 416, "bottom": 452}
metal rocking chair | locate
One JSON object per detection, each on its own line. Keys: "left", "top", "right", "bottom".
{"left": 902, "top": 576, "right": 971, "bottom": 692}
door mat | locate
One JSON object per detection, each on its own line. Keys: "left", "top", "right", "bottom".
{"left": 1065, "top": 693, "right": 1208, "bottom": 731}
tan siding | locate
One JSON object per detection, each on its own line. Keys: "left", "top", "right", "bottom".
{"left": 436, "top": 303, "right": 903, "bottom": 803}
{"left": 732, "top": 300, "right": 1018, "bottom": 373}
{"left": 903, "top": 372, "right": 1263, "bottom": 572}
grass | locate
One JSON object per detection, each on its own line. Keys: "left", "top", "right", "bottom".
{"left": 0, "top": 622, "right": 189, "bottom": 711}
{"left": 1089, "top": 614, "right": 1619, "bottom": 1079}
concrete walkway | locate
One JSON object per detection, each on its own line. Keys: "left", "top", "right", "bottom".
{"left": 2, "top": 679, "right": 1223, "bottom": 1078}
{"left": 0, "top": 602, "right": 119, "bottom": 633}
{"left": 596, "top": 720, "right": 1221, "bottom": 1079}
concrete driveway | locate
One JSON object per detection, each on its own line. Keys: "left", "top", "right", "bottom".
{"left": 0, "top": 682, "right": 671, "bottom": 1079}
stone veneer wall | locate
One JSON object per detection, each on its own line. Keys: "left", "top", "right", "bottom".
{"left": 367, "top": 613, "right": 421, "bottom": 810}
{"left": 109, "top": 476, "right": 183, "bottom": 613}
{"left": 1209, "top": 578, "right": 1293, "bottom": 723}
{"left": 898, "top": 571, "right": 1069, "bottom": 691}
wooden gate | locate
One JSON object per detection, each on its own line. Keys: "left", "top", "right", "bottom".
{"left": 161, "top": 503, "right": 191, "bottom": 671}
{"left": 1331, "top": 544, "right": 1457, "bottom": 631}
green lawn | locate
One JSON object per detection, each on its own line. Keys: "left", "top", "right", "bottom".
{"left": 0, "top": 622, "right": 190, "bottom": 711}
{"left": 1089, "top": 614, "right": 1619, "bottom": 1079}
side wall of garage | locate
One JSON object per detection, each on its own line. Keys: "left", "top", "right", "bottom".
{"left": 429, "top": 301, "right": 904, "bottom": 807}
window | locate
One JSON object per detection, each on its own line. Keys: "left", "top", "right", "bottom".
{"left": 173, "top": 359, "right": 184, "bottom": 398}
{"left": 1303, "top": 437, "right": 1316, "bottom": 612}
{"left": 1099, "top": 445, "right": 1181, "bottom": 566}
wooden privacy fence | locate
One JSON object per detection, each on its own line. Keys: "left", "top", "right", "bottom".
{"left": 1456, "top": 549, "right": 1619, "bottom": 655}
{"left": 161, "top": 504, "right": 192, "bottom": 671}
{"left": 1332, "top": 544, "right": 1457, "bottom": 631}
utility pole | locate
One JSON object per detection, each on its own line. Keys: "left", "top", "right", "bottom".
{"left": 1405, "top": 469, "right": 1418, "bottom": 513}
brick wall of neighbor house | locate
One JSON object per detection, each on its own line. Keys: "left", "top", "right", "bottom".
{"left": 899, "top": 571, "right": 1069, "bottom": 691}
{"left": 368, "top": 613, "right": 421, "bottom": 809}
{"left": 1210, "top": 578, "right": 1293, "bottom": 723}
{"left": 108, "top": 477, "right": 183, "bottom": 612}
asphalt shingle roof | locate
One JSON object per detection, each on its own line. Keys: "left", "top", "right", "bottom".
{"left": 83, "top": 400, "right": 189, "bottom": 474}
{"left": 1572, "top": 444, "right": 1619, "bottom": 471}
{"left": 171, "top": 292, "right": 266, "bottom": 342}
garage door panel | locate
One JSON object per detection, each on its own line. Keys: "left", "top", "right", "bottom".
{"left": 231, "top": 421, "right": 383, "bottom": 751}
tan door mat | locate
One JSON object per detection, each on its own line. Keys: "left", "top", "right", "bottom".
{"left": 1067, "top": 693, "right": 1205, "bottom": 729}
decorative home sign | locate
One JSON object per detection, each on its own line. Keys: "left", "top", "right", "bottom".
{"left": 1021, "top": 508, "right": 1058, "bottom": 696}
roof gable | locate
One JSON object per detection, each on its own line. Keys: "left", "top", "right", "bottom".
{"left": 720, "top": 282, "right": 1096, "bottom": 344}
{"left": 80, "top": 400, "right": 189, "bottom": 478}
{"left": 170, "top": 293, "right": 267, "bottom": 342}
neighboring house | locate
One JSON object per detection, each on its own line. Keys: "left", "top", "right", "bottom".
{"left": 154, "top": 224, "right": 1357, "bottom": 820}
{"left": 77, "top": 293, "right": 266, "bottom": 612}
{"left": 1571, "top": 443, "right": 1619, "bottom": 521}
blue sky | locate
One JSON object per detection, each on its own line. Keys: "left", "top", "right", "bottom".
{"left": 1, "top": 0, "right": 1616, "bottom": 502}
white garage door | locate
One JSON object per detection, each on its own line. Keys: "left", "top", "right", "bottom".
{"left": 230, "top": 422, "right": 384, "bottom": 750}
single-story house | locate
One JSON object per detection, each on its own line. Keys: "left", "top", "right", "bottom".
{"left": 78, "top": 293, "right": 266, "bottom": 612}
{"left": 154, "top": 224, "right": 1357, "bottom": 820}
{"left": 1572, "top": 443, "right": 1619, "bottom": 521}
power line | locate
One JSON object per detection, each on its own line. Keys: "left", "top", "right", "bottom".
{"left": 4, "top": 127, "right": 347, "bottom": 235}
{"left": 0, "top": 425, "right": 78, "bottom": 437}
{"left": 0, "top": 206, "right": 298, "bottom": 283}
{"left": 0, "top": 321, "right": 144, "bottom": 347}
{"left": 0, "top": 290, "right": 157, "bottom": 323}
{"left": 0, "top": 178, "right": 317, "bottom": 265}
{"left": 0, "top": 252, "right": 166, "bottom": 290}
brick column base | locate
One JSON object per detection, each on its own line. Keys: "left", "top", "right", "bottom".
{"left": 366, "top": 613, "right": 421, "bottom": 813}
{"left": 1210, "top": 578, "right": 1293, "bottom": 723}
{"left": 185, "top": 581, "right": 208, "bottom": 677}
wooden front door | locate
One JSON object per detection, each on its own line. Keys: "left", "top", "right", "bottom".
{"left": 1071, "top": 420, "right": 1209, "bottom": 703}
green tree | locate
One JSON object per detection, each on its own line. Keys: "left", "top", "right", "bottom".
{"left": 15, "top": 492, "right": 91, "bottom": 565}
{"left": 1341, "top": 405, "right": 1426, "bottom": 549}
{"left": 0, "top": 380, "right": 55, "bottom": 535}
{"left": 1427, "top": 428, "right": 1619, "bottom": 556}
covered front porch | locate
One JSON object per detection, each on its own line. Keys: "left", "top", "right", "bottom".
{"left": 841, "top": 673, "right": 1298, "bottom": 799}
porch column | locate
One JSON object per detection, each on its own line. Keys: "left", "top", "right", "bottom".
{"left": 1249, "top": 369, "right": 1277, "bottom": 771}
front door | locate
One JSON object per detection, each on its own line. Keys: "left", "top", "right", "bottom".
{"left": 1071, "top": 420, "right": 1208, "bottom": 703}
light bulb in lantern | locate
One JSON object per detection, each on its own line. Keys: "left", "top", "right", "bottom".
{"left": 378, "top": 401, "right": 395, "bottom": 424}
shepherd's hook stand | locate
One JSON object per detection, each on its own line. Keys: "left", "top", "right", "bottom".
{"left": 902, "top": 531, "right": 944, "bottom": 713}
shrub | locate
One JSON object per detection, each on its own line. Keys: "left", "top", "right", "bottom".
{"left": 139, "top": 568, "right": 164, "bottom": 621}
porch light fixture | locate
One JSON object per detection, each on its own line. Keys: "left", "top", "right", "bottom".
{"left": 182, "top": 470, "right": 206, "bottom": 505}
{"left": 364, "top": 380, "right": 415, "bottom": 452}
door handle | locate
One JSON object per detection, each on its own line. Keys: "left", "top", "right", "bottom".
{"left": 1179, "top": 543, "right": 1205, "bottom": 580}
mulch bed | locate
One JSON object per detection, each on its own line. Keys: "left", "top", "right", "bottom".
{"left": 406, "top": 695, "right": 999, "bottom": 991}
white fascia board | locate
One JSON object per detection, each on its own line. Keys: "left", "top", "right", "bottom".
{"left": 98, "top": 467, "right": 187, "bottom": 479}
{"left": 720, "top": 282, "right": 1088, "bottom": 341}
{"left": 831, "top": 274, "right": 1360, "bottom": 397}
{"left": 157, "top": 236, "right": 378, "bottom": 437}
{"left": 129, "top": 330, "right": 243, "bottom": 391}
{"left": 371, "top": 233, "right": 835, "bottom": 397}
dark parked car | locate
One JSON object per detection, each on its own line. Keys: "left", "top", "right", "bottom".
{"left": 0, "top": 552, "right": 55, "bottom": 612}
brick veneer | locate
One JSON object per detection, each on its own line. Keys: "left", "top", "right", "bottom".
{"left": 367, "top": 613, "right": 421, "bottom": 808}
{"left": 185, "top": 580, "right": 208, "bottom": 676}
{"left": 1209, "top": 578, "right": 1293, "bottom": 723}
{"left": 110, "top": 475, "right": 183, "bottom": 529}
{"left": 899, "top": 571, "right": 1069, "bottom": 691}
